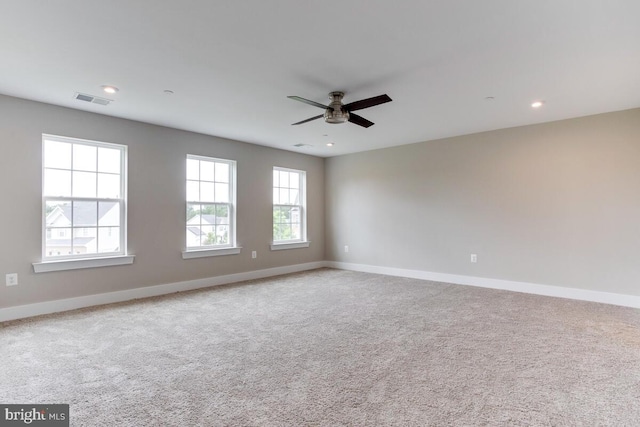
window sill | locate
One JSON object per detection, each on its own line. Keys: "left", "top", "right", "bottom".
{"left": 33, "top": 255, "right": 135, "bottom": 273}
{"left": 270, "top": 241, "right": 310, "bottom": 251}
{"left": 182, "top": 247, "right": 242, "bottom": 259}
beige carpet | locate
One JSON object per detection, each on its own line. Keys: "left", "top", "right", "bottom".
{"left": 2, "top": 268, "right": 640, "bottom": 426}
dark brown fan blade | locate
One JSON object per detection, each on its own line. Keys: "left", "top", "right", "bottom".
{"left": 292, "top": 114, "right": 324, "bottom": 125}
{"left": 343, "top": 94, "right": 392, "bottom": 112}
{"left": 288, "top": 96, "right": 330, "bottom": 110}
{"left": 348, "top": 113, "right": 374, "bottom": 128}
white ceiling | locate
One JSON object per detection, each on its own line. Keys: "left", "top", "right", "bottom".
{"left": 1, "top": 1, "right": 639, "bottom": 157}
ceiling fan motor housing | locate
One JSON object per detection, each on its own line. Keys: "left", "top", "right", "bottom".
{"left": 324, "top": 91, "right": 350, "bottom": 124}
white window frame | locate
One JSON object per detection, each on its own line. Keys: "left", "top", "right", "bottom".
{"left": 34, "top": 135, "right": 133, "bottom": 273}
{"left": 182, "top": 154, "right": 240, "bottom": 259}
{"left": 271, "top": 166, "right": 309, "bottom": 251}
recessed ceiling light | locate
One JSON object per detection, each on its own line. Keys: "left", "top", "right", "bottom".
{"left": 163, "top": 90, "right": 174, "bottom": 95}
{"left": 101, "top": 85, "right": 119, "bottom": 94}
{"left": 484, "top": 96, "right": 495, "bottom": 101}
{"left": 531, "top": 100, "right": 544, "bottom": 108}
{"left": 326, "top": 142, "right": 334, "bottom": 147}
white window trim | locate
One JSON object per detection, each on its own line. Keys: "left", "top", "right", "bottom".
{"left": 272, "top": 166, "right": 308, "bottom": 245}
{"left": 33, "top": 255, "right": 135, "bottom": 273}
{"left": 185, "top": 154, "right": 238, "bottom": 253}
{"left": 270, "top": 241, "right": 310, "bottom": 251}
{"left": 181, "top": 247, "right": 242, "bottom": 259}
{"left": 41, "top": 134, "right": 129, "bottom": 264}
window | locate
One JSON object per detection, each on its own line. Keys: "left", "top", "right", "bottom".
{"left": 184, "top": 155, "right": 238, "bottom": 258}
{"left": 272, "top": 167, "right": 308, "bottom": 249}
{"left": 38, "top": 134, "right": 131, "bottom": 271}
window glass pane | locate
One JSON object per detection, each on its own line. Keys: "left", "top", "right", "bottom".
{"left": 44, "top": 140, "right": 71, "bottom": 169}
{"left": 98, "top": 201, "right": 120, "bottom": 226}
{"left": 280, "top": 188, "right": 289, "bottom": 205}
{"left": 279, "top": 171, "right": 289, "bottom": 188}
{"left": 186, "top": 158, "right": 199, "bottom": 180}
{"left": 73, "top": 144, "right": 97, "bottom": 172}
{"left": 273, "top": 169, "right": 279, "bottom": 187}
{"left": 186, "top": 180, "right": 199, "bottom": 201}
{"left": 73, "top": 201, "right": 97, "bottom": 226}
{"left": 274, "top": 224, "right": 292, "bottom": 242}
{"left": 199, "top": 208, "right": 215, "bottom": 225}
{"left": 290, "top": 172, "right": 300, "bottom": 189}
{"left": 216, "top": 226, "right": 229, "bottom": 244}
{"left": 273, "top": 188, "right": 280, "bottom": 204}
{"left": 273, "top": 223, "right": 282, "bottom": 241}
{"left": 200, "top": 182, "right": 215, "bottom": 202}
{"left": 45, "top": 228, "right": 72, "bottom": 256}
{"left": 291, "top": 223, "right": 301, "bottom": 240}
{"left": 74, "top": 227, "right": 98, "bottom": 254}
{"left": 98, "top": 227, "right": 120, "bottom": 253}
{"left": 44, "top": 169, "right": 71, "bottom": 197}
{"left": 200, "top": 160, "right": 215, "bottom": 181}
{"left": 290, "top": 189, "right": 299, "bottom": 205}
{"left": 290, "top": 207, "right": 301, "bottom": 225}
{"left": 45, "top": 201, "right": 71, "bottom": 227}
{"left": 72, "top": 171, "right": 97, "bottom": 197}
{"left": 201, "top": 225, "right": 215, "bottom": 246}
{"left": 187, "top": 203, "right": 200, "bottom": 223}
{"left": 216, "top": 205, "right": 229, "bottom": 225}
{"left": 214, "top": 183, "right": 229, "bottom": 203}
{"left": 273, "top": 207, "right": 291, "bottom": 241}
{"left": 273, "top": 205, "right": 284, "bottom": 221}
{"left": 282, "top": 206, "right": 293, "bottom": 221}
{"left": 97, "top": 173, "right": 120, "bottom": 199}
{"left": 97, "top": 147, "right": 121, "bottom": 173}
{"left": 187, "top": 225, "right": 203, "bottom": 248}
{"left": 215, "top": 162, "right": 229, "bottom": 183}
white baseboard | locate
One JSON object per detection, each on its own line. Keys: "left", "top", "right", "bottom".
{"left": 327, "top": 261, "right": 640, "bottom": 309}
{"left": 0, "top": 261, "right": 326, "bottom": 322}
{"left": 3, "top": 260, "right": 638, "bottom": 322}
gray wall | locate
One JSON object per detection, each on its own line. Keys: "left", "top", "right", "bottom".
{"left": 3, "top": 93, "right": 639, "bottom": 309}
{"left": 325, "top": 108, "right": 640, "bottom": 296}
{"left": 0, "top": 95, "right": 324, "bottom": 308}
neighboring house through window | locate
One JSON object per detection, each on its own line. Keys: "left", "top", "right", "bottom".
{"left": 272, "top": 167, "right": 308, "bottom": 249}
{"left": 41, "top": 134, "right": 127, "bottom": 261}
{"left": 185, "top": 155, "right": 238, "bottom": 257}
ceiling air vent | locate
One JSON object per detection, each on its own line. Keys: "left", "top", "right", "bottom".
{"left": 73, "top": 92, "right": 112, "bottom": 106}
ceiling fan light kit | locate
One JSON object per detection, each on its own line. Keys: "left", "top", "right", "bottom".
{"left": 288, "top": 91, "right": 392, "bottom": 128}
{"left": 324, "top": 92, "right": 350, "bottom": 124}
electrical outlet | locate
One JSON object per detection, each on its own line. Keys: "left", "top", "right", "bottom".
{"left": 6, "top": 273, "right": 18, "bottom": 286}
{"left": 470, "top": 254, "right": 477, "bottom": 263}
{"left": 344, "top": 245, "right": 349, "bottom": 253}
{"left": 252, "top": 251, "right": 257, "bottom": 259}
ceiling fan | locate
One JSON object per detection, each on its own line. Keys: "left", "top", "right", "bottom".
{"left": 288, "top": 92, "right": 392, "bottom": 128}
